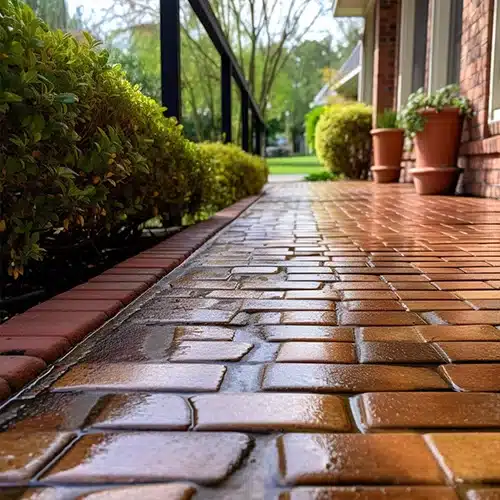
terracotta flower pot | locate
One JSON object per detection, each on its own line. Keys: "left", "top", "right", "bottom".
{"left": 371, "top": 166, "right": 402, "bottom": 183}
{"left": 414, "top": 107, "right": 463, "bottom": 168}
{"left": 412, "top": 167, "right": 462, "bottom": 195}
{"left": 371, "top": 128, "right": 405, "bottom": 168}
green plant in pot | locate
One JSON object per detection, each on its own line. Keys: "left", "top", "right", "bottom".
{"left": 370, "top": 109, "right": 404, "bottom": 183}
{"left": 400, "top": 84, "right": 473, "bottom": 195}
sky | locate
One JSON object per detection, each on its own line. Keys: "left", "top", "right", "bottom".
{"left": 65, "top": 0, "right": 343, "bottom": 43}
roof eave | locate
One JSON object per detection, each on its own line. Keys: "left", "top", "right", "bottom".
{"left": 333, "top": 0, "right": 371, "bottom": 17}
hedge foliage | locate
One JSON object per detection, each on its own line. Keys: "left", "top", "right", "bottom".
{"left": 315, "top": 102, "right": 372, "bottom": 179}
{"left": 199, "top": 142, "right": 268, "bottom": 212}
{"left": 0, "top": 1, "right": 267, "bottom": 279}
{"left": 304, "top": 106, "right": 325, "bottom": 152}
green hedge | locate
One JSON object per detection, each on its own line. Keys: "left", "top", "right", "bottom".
{"left": 0, "top": 1, "right": 267, "bottom": 278}
{"left": 199, "top": 142, "right": 268, "bottom": 212}
{"left": 304, "top": 106, "right": 325, "bottom": 152}
{"left": 315, "top": 103, "right": 372, "bottom": 179}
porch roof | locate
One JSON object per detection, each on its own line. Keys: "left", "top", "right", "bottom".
{"left": 333, "top": 0, "right": 371, "bottom": 17}
{"left": 311, "top": 40, "right": 362, "bottom": 105}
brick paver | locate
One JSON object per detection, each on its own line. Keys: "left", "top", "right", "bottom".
{"left": 3, "top": 181, "right": 500, "bottom": 498}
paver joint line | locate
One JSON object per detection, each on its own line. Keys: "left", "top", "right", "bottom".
{"left": 2, "top": 181, "right": 500, "bottom": 497}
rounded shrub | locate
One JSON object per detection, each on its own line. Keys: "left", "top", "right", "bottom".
{"left": 315, "top": 103, "right": 372, "bottom": 179}
{"left": 0, "top": 1, "right": 266, "bottom": 279}
{"left": 199, "top": 142, "right": 268, "bottom": 212}
{"left": 304, "top": 106, "right": 325, "bottom": 152}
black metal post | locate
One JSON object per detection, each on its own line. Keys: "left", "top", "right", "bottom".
{"left": 241, "top": 91, "right": 249, "bottom": 152}
{"left": 189, "top": 0, "right": 264, "bottom": 126}
{"left": 221, "top": 55, "right": 232, "bottom": 143}
{"left": 160, "top": 0, "right": 181, "bottom": 120}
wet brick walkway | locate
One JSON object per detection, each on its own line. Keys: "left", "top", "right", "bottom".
{"left": 2, "top": 181, "right": 500, "bottom": 499}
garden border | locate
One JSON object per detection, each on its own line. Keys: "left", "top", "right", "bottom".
{"left": 0, "top": 194, "right": 261, "bottom": 401}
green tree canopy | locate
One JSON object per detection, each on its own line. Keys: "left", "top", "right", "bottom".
{"left": 27, "top": 0, "right": 362, "bottom": 144}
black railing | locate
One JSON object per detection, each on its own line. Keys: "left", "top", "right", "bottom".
{"left": 160, "top": 0, "right": 264, "bottom": 154}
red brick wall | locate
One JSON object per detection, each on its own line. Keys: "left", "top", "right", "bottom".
{"left": 458, "top": 0, "right": 497, "bottom": 197}
{"left": 459, "top": 138, "right": 500, "bottom": 197}
{"left": 401, "top": 151, "right": 415, "bottom": 183}
{"left": 460, "top": 0, "right": 494, "bottom": 142}
{"left": 461, "top": 155, "right": 500, "bottom": 197}
{"left": 372, "top": 0, "right": 400, "bottom": 124}
{"left": 398, "top": 0, "right": 500, "bottom": 198}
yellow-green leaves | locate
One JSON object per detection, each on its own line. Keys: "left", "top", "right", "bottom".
{"left": 1, "top": 92, "right": 23, "bottom": 103}
{"left": 315, "top": 103, "right": 372, "bottom": 179}
{"left": 1, "top": 0, "right": 267, "bottom": 281}
{"left": 198, "top": 142, "right": 268, "bottom": 213}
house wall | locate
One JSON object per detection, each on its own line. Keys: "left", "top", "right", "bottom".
{"left": 460, "top": 0, "right": 493, "bottom": 142}
{"left": 396, "top": 0, "right": 415, "bottom": 108}
{"left": 387, "top": 0, "right": 500, "bottom": 197}
{"left": 458, "top": 0, "right": 500, "bottom": 197}
{"left": 372, "top": 0, "right": 400, "bottom": 125}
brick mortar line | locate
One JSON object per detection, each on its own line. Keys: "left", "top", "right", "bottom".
{"left": 0, "top": 193, "right": 263, "bottom": 405}
{"left": 3, "top": 182, "right": 500, "bottom": 494}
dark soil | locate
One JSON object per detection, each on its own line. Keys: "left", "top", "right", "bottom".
{"left": 0, "top": 226, "right": 181, "bottom": 323}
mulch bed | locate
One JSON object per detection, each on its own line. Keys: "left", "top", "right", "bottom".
{"left": 0, "top": 226, "right": 181, "bottom": 323}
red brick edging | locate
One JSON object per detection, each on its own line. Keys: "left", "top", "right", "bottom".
{"left": 0, "top": 195, "right": 260, "bottom": 401}
{"left": 459, "top": 135, "right": 500, "bottom": 156}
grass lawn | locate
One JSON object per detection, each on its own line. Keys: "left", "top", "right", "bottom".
{"left": 266, "top": 155, "right": 328, "bottom": 175}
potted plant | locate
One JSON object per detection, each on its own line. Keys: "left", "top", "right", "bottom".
{"left": 400, "top": 85, "right": 473, "bottom": 195}
{"left": 370, "top": 109, "right": 405, "bottom": 183}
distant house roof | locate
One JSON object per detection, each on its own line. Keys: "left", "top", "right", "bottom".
{"left": 338, "top": 41, "right": 362, "bottom": 81}
{"left": 311, "top": 82, "right": 337, "bottom": 107}
{"left": 311, "top": 40, "right": 362, "bottom": 106}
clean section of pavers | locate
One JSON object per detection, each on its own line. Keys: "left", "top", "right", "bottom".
{"left": 3, "top": 181, "right": 500, "bottom": 498}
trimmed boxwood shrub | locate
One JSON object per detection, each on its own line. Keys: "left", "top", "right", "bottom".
{"left": 199, "top": 142, "right": 268, "bottom": 212}
{"left": 315, "top": 102, "right": 372, "bottom": 179}
{"left": 304, "top": 106, "right": 325, "bottom": 152}
{"left": 0, "top": 1, "right": 266, "bottom": 279}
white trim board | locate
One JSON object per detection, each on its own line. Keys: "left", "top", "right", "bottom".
{"left": 428, "top": 0, "right": 452, "bottom": 93}
{"left": 489, "top": 0, "right": 500, "bottom": 122}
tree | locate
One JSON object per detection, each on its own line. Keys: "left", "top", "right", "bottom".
{"left": 335, "top": 18, "right": 364, "bottom": 62}
{"left": 271, "top": 18, "right": 362, "bottom": 152}
{"left": 211, "top": 0, "right": 327, "bottom": 116}
{"left": 73, "top": 0, "right": 360, "bottom": 144}
{"left": 180, "top": 5, "right": 223, "bottom": 141}
{"left": 109, "top": 23, "right": 162, "bottom": 103}
{"left": 277, "top": 37, "right": 337, "bottom": 151}
{"left": 25, "top": 0, "right": 68, "bottom": 29}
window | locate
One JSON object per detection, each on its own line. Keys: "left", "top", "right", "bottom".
{"left": 397, "top": 0, "right": 428, "bottom": 109}
{"left": 399, "top": 0, "right": 462, "bottom": 107}
{"left": 447, "top": 0, "right": 463, "bottom": 85}
{"left": 428, "top": 0, "right": 463, "bottom": 92}
{"left": 411, "top": 0, "right": 429, "bottom": 92}
{"left": 490, "top": 0, "right": 500, "bottom": 121}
